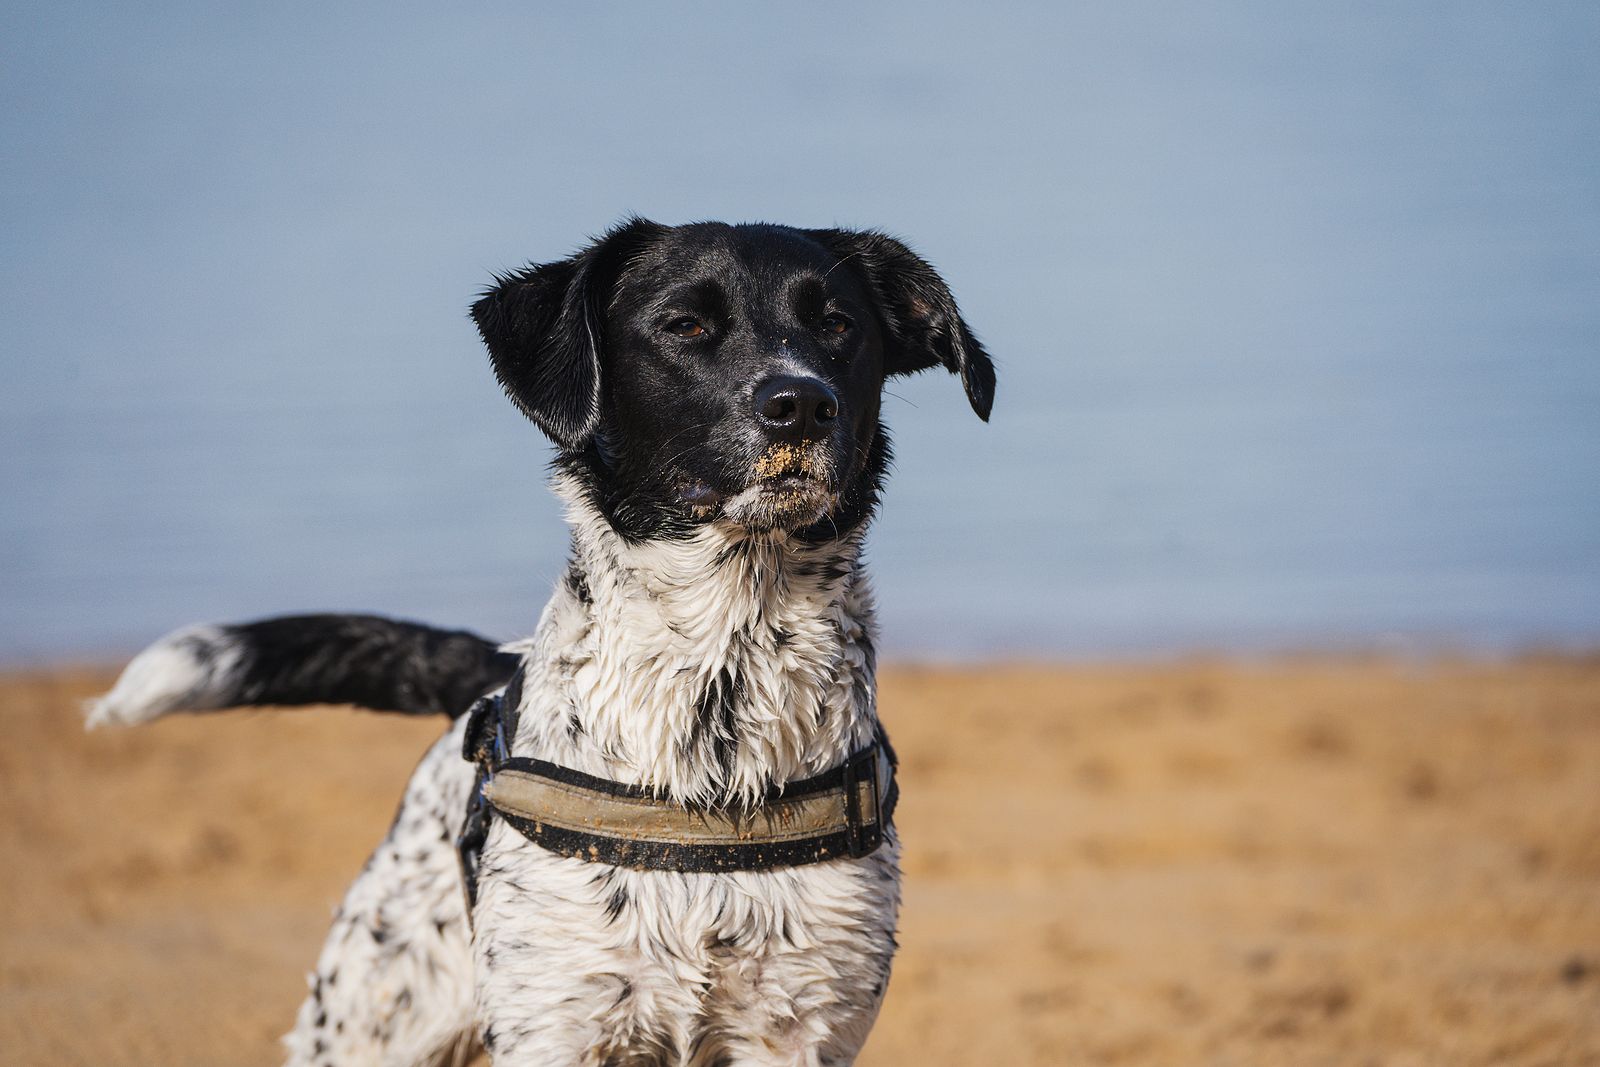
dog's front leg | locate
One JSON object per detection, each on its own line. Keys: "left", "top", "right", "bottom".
{"left": 470, "top": 842, "right": 900, "bottom": 1067}
{"left": 283, "top": 720, "right": 480, "bottom": 1067}
{"left": 471, "top": 843, "right": 720, "bottom": 1065}
{"left": 703, "top": 851, "right": 902, "bottom": 1067}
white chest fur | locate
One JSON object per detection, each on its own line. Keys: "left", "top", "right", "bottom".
{"left": 509, "top": 474, "right": 881, "bottom": 807}
{"left": 470, "top": 477, "right": 901, "bottom": 1064}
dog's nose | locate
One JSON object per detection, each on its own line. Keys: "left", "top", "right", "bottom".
{"left": 753, "top": 376, "right": 839, "bottom": 443}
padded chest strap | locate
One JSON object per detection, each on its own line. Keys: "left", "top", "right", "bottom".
{"left": 455, "top": 668, "right": 897, "bottom": 907}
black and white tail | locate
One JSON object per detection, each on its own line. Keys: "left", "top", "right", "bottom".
{"left": 86, "top": 614, "right": 518, "bottom": 728}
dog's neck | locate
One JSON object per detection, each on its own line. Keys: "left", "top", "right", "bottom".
{"left": 505, "top": 472, "right": 879, "bottom": 807}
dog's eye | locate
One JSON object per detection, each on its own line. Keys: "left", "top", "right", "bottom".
{"left": 819, "top": 314, "right": 851, "bottom": 335}
{"left": 665, "top": 317, "right": 705, "bottom": 339}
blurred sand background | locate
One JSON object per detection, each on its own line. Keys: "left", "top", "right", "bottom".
{"left": 2, "top": 659, "right": 1597, "bottom": 1066}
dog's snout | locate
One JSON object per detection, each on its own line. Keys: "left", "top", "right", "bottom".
{"left": 754, "top": 376, "right": 839, "bottom": 443}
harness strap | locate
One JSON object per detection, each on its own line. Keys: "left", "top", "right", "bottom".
{"left": 455, "top": 668, "right": 897, "bottom": 907}
{"left": 455, "top": 665, "right": 524, "bottom": 909}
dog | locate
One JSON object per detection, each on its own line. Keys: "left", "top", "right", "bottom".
{"left": 90, "top": 219, "right": 995, "bottom": 1066}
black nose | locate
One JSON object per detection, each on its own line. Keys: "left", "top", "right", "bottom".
{"left": 753, "top": 375, "right": 839, "bottom": 443}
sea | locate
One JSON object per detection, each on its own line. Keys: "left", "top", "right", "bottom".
{"left": 3, "top": 4, "right": 1596, "bottom": 663}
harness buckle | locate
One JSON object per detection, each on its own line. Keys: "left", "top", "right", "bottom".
{"left": 841, "top": 742, "right": 884, "bottom": 859}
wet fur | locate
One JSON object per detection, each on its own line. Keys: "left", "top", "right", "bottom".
{"left": 94, "top": 220, "right": 993, "bottom": 1066}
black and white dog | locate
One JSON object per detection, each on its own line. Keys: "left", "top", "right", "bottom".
{"left": 90, "top": 219, "right": 995, "bottom": 1066}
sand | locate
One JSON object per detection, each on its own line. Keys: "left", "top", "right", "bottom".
{"left": 1, "top": 659, "right": 1597, "bottom": 1066}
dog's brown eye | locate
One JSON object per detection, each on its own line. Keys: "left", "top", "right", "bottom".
{"left": 820, "top": 314, "right": 851, "bottom": 335}
{"left": 666, "top": 317, "right": 705, "bottom": 338}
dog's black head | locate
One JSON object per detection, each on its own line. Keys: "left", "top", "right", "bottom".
{"left": 472, "top": 219, "right": 994, "bottom": 540}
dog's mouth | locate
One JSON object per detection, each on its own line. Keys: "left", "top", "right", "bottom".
{"left": 677, "top": 443, "right": 840, "bottom": 531}
{"left": 750, "top": 442, "right": 825, "bottom": 483}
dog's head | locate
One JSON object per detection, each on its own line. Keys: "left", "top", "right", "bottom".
{"left": 472, "top": 219, "right": 994, "bottom": 539}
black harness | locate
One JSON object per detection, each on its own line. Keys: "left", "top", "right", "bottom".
{"left": 456, "top": 667, "right": 898, "bottom": 908}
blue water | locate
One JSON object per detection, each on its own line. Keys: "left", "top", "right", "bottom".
{"left": 3, "top": 4, "right": 1597, "bottom": 663}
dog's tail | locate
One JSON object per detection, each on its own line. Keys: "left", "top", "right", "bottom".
{"left": 85, "top": 614, "right": 518, "bottom": 728}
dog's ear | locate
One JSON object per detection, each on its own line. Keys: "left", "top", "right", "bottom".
{"left": 471, "top": 218, "right": 666, "bottom": 449}
{"left": 807, "top": 228, "right": 995, "bottom": 421}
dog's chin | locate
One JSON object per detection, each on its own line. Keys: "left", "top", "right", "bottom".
{"left": 719, "top": 476, "right": 839, "bottom": 534}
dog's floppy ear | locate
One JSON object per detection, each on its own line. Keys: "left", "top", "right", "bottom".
{"left": 471, "top": 218, "right": 666, "bottom": 449}
{"left": 807, "top": 228, "right": 995, "bottom": 420}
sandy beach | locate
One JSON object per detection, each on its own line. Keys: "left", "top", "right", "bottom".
{"left": 2, "top": 658, "right": 1596, "bottom": 1066}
